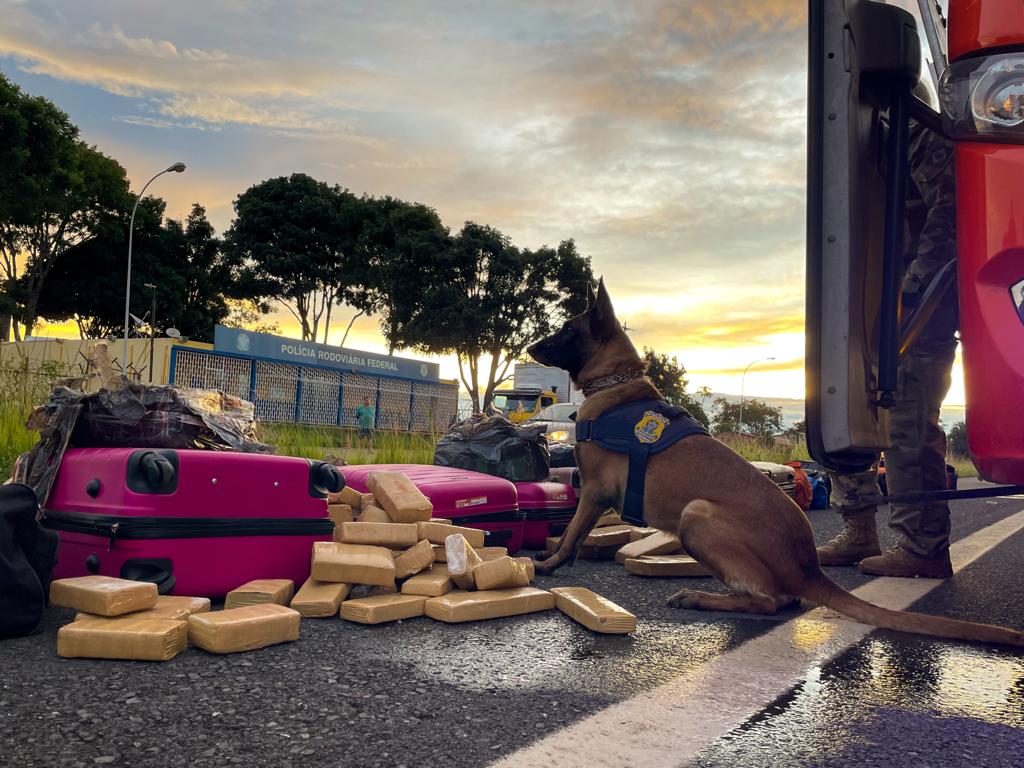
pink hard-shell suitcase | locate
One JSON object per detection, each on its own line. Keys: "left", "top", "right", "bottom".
{"left": 546, "top": 467, "right": 580, "bottom": 489}
{"left": 43, "top": 448, "right": 343, "bottom": 597}
{"left": 517, "top": 481, "right": 578, "bottom": 550}
{"left": 339, "top": 464, "right": 524, "bottom": 553}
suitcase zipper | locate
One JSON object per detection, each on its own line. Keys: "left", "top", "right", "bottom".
{"left": 520, "top": 508, "right": 577, "bottom": 522}
{"left": 446, "top": 509, "right": 526, "bottom": 526}
{"left": 41, "top": 510, "right": 335, "bottom": 539}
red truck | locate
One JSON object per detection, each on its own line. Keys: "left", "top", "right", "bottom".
{"left": 806, "top": 0, "right": 1024, "bottom": 488}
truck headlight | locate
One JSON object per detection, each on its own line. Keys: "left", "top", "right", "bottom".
{"left": 940, "top": 52, "right": 1024, "bottom": 143}
{"left": 547, "top": 430, "right": 569, "bottom": 444}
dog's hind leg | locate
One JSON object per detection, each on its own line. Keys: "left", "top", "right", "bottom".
{"left": 668, "top": 499, "right": 792, "bottom": 616}
{"left": 667, "top": 589, "right": 782, "bottom": 614}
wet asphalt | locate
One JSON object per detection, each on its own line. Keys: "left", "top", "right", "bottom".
{"left": 1, "top": 492, "right": 1022, "bottom": 768}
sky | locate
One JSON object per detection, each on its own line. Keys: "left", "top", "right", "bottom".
{"left": 0, "top": 0, "right": 965, "bottom": 404}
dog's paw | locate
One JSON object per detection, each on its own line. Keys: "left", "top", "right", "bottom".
{"left": 667, "top": 590, "right": 695, "bottom": 609}
{"left": 534, "top": 556, "right": 564, "bottom": 576}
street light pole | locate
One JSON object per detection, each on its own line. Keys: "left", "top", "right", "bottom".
{"left": 123, "top": 162, "right": 186, "bottom": 378}
{"left": 738, "top": 356, "right": 776, "bottom": 435}
{"left": 145, "top": 283, "right": 157, "bottom": 383}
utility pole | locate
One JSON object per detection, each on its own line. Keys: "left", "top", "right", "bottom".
{"left": 123, "top": 162, "right": 185, "bottom": 376}
{"left": 145, "top": 283, "right": 157, "bottom": 383}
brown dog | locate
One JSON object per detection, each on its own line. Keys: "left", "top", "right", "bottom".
{"left": 528, "top": 279, "right": 1024, "bottom": 646}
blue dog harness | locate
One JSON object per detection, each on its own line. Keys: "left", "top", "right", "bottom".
{"left": 574, "top": 398, "right": 710, "bottom": 525}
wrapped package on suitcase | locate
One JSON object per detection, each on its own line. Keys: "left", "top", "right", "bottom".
{"left": 338, "top": 464, "right": 524, "bottom": 554}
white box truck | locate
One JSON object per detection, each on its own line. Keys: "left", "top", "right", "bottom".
{"left": 513, "top": 363, "right": 584, "bottom": 404}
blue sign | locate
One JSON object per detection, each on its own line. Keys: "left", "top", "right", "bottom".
{"left": 213, "top": 325, "right": 440, "bottom": 382}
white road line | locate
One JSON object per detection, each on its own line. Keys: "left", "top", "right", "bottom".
{"left": 491, "top": 509, "right": 1024, "bottom": 768}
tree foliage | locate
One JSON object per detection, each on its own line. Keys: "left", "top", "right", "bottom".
{"left": 355, "top": 196, "right": 451, "bottom": 352}
{"left": 642, "top": 347, "right": 708, "bottom": 427}
{"left": 947, "top": 420, "right": 968, "bottom": 458}
{"left": 226, "top": 174, "right": 365, "bottom": 342}
{"left": 711, "top": 397, "right": 783, "bottom": 437}
{"left": 402, "top": 223, "right": 594, "bottom": 411}
{"left": 0, "top": 72, "right": 130, "bottom": 338}
{"left": 38, "top": 202, "right": 236, "bottom": 343}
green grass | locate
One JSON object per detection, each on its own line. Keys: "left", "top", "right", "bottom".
{"left": 716, "top": 435, "right": 811, "bottom": 465}
{"left": 0, "top": 363, "right": 982, "bottom": 480}
{"left": 0, "top": 398, "right": 38, "bottom": 480}
{"left": 257, "top": 422, "right": 439, "bottom": 465}
{"left": 946, "top": 454, "right": 979, "bottom": 479}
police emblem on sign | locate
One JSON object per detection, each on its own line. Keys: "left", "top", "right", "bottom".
{"left": 1012, "top": 279, "right": 1024, "bottom": 326}
{"left": 634, "top": 411, "right": 669, "bottom": 444}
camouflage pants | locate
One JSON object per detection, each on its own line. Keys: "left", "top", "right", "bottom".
{"left": 830, "top": 285, "right": 958, "bottom": 558}
{"left": 829, "top": 125, "right": 958, "bottom": 558}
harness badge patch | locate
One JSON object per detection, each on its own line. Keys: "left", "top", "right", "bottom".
{"left": 634, "top": 411, "right": 669, "bottom": 444}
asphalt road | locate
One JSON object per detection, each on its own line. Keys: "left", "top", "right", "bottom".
{"left": 2, "top": 490, "right": 1022, "bottom": 768}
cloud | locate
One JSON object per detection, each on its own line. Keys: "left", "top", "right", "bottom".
{"left": 1, "top": 0, "right": 816, "bottom": 397}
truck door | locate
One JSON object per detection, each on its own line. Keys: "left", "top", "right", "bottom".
{"left": 805, "top": 0, "right": 941, "bottom": 472}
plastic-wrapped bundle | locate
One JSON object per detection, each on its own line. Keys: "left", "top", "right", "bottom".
{"left": 433, "top": 415, "right": 549, "bottom": 482}
{"left": 15, "top": 383, "right": 272, "bottom": 502}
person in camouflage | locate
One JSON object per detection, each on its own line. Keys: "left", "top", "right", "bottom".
{"left": 818, "top": 119, "right": 958, "bottom": 579}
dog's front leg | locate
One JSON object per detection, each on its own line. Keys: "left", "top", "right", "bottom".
{"left": 535, "top": 487, "right": 614, "bottom": 576}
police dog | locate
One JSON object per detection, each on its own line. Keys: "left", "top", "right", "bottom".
{"left": 528, "top": 279, "right": 1024, "bottom": 646}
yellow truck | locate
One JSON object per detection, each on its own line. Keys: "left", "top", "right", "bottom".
{"left": 491, "top": 388, "right": 558, "bottom": 423}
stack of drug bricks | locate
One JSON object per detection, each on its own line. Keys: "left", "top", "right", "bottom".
{"left": 542, "top": 510, "right": 712, "bottom": 578}
{"left": 51, "top": 575, "right": 300, "bottom": 662}
{"left": 303, "top": 470, "right": 637, "bottom": 632}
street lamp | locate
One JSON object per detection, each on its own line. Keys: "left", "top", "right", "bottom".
{"left": 738, "top": 356, "right": 776, "bottom": 435}
{"left": 123, "top": 162, "right": 186, "bottom": 377}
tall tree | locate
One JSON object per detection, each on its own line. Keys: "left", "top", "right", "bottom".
{"left": 404, "top": 223, "right": 593, "bottom": 412}
{"left": 642, "top": 347, "right": 709, "bottom": 427}
{"left": 711, "top": 397, "right": 783, "bottom": 437}
{"left": 35, "top": 196, "right": 166, "bottom": 339}
{"left": 354, "top": 196, "right": 451, "bottom": 353}
{"left": 160, "top": 204, "right": 237, "bottom": 341}
{"left": 0, "top": 73, "right": 130, "bottom": 339}
{"left": 38, "top": 202, "right": 237, "bottom": 343}
{"left": 226, "top": 174, "right": 365, "bottom": 342}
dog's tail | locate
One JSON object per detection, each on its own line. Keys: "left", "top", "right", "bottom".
{"left": 802, "top": 574, "right": 1024, "bottom": 647}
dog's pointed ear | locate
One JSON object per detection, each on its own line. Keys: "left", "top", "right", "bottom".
{"left": 585, "top": 282, "right": 598, "bottom": 310}
{"left": 589, "top": 277, "right": 618, "bottom": 334}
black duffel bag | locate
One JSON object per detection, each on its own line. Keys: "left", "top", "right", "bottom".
{"left": 0, "top": 484, "right": 59, "bottom": 639}
{"left": 433, "top": 414, "right": 550, "bottom": 482}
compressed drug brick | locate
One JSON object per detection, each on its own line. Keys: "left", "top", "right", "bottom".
{"left": 188, "top": 604, "right": 300, "bottom": 654}
{"left": 550, "top": 587, "right": 636, "bottom": 634}
{"left": 394, "top": 540, "right": 435, "bottom": 579}
{"left": 310, "top": 542, "right": 396, "bottom": 586}
{"left": 289, "top": 579, "right": 352, "bottom": 618}
{"left": 425, "top": 588, "right": 555, "bottom": 623}
{"left": 340, "top": 594, "right": 427, "bottom": 624}
{"left": 615, "top": 531, "right": 682, "bottom": 564}
{"left": 366, "top": 471, "right": 433, "bottom": 523}
{"left": 337, "top": 521, "right": 418, "bottom": 549}
{"left": 50, "top": 576, "right": 157, "bottom": 617}
{"left": 473, "top": 556, "right": 531, "bottom": 591}
{"left": 224, "top": 579, "right": 294, "bottom": 610}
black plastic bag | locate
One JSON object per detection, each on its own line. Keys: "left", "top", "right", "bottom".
{"left": 548, "top": 443, "right": 577, "bottom": 468}
{"left": 15, "top": 384, "right": 272, "bottom": 503}
{"left": 433, "top": 414, "right": 550, "bottom": 482}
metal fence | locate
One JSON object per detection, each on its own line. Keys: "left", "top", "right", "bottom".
{"left": 170, "top": 347, "right": 458, "bottom": 431}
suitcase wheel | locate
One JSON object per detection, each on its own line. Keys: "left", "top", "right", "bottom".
{"left": 120, "top": 559, "right": 176, "bottom": 595}
{"left": 310, "top": 462, "right": 345, "bottom": 496}
{"left": 126, "top": 450, "right": 179, "bottom": 495}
